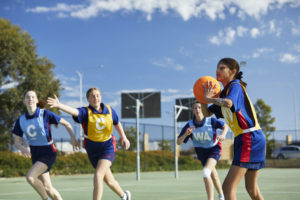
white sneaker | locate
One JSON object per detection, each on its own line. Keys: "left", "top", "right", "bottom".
{"left": 218, "top": 194, "right": 224, "bottom": 200}
{"left": 125, "top": 190, "right": 131, "bottom": 200}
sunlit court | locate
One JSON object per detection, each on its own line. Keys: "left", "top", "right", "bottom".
{"left": 1, "top": 169, "right": 300, "bottom": 200}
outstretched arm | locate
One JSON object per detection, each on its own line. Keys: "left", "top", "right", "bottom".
{"left": 13, "top": 135, "right": 31, "bottom": 158}
{"left": 47, "top": 95, "right": 79, "bottom": 117}
{"left": 59, "top": 118, "right": 80, "bottom": 150}
{"left": 115, "top": 122, "right": 130, "bottom": 150}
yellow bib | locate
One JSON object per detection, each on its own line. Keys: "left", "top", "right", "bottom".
{"left": 86, "top": 105, "right": 113, "bottom": 142}
{"left": 221, "top": 82, "right": 261, "bottom": 137}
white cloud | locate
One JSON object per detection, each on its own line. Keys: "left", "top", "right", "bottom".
{"left": 268, "top": 20, "right": 281, "bottom": 36}
{"left": 236, "top": 26, "right": 248, "bottom": 37}
{"left": 152, "top": 57, "right": 184, "bottom": 71}
{"left": 280, "top": 53, "right": 299, "bottom": 63}
{"left": 209, "top": 28, "right": 236, "bottom": 46}
{"left": 179, "top": 46, "right": 192, "bottom": 57}
{"left": 244, "top": 48, "right": 274, "bottom": 58}
{"left": 250, "top": 27, "right": 260, "bottom": 38}
{"left": 229, "top": 7, "right": 236, "bottom": 15}
{"left": 0, "top": 81, "right": 19, "bottom": 94}
{"left": 25, "top": 0, "right": 300, "bottom": 21}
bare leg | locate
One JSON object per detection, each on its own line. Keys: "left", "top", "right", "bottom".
{"left": 222, "top": 165, "right": 247, "bottom": 200}
{"left": 26, "top": 162, "right": 49, "bottom": 199}
{"left": 245, "top": 170, "right": 264, "bottom": 200}
{"left": 93, "top": 159, "right": 112, "bottom": 200}
{"left": 104, "top": 168, "right": 124, "bottom": 197}
{"left": 211, "top": 168, "right": 223, "bottom": 196}
{"left": 39, "top": 172, "right": 63, "bottom": 200}
{"left": 203, "top": 158, "right": 217, "bottom": 200}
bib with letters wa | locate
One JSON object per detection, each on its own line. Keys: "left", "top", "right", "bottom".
{"left": 189, "top": 118, "right": 216, "bottom": 148}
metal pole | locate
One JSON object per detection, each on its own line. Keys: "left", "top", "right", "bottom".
{"left": 293, "top": 91, "right": 298, "bottom": 142}
{"left": 136, "top": 99, "right": 141, "bottom": 181}
{"left": 76, "top": 71, "right": 83, "bottom": 150}
{"left": 174, "top": 105, "right": 179, "bottom": 179}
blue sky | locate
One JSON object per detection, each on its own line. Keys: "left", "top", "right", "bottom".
{"left": 1, "top": 0, "right": 300, "bottom": 132}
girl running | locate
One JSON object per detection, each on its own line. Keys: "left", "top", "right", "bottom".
{"left": 13, "top": 90, "right": 79, "bottom": 200}
{"left": 47, "top": 87, "right": 131, "bottom": 200}
{"left": 202, "top": 57, "right": 266, "bottom": 200}
{"left": 177, "top": 101, "right": 228, "bottom": 200}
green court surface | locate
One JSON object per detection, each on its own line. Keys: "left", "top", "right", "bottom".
{"left": 1, "top": 169, "right": 300, "bottom": 200}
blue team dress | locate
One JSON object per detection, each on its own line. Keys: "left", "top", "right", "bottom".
{"left": 178, "top": 117, "right": 224, "bottom": 166}
{"left": 73, "top": 103, "right": 118, "bottom": 168}
{"left": 13, "top": 107, "right": 61, "bottom": 171}
{"left": 209, "top": 79, "right": 266, "bottom": 170}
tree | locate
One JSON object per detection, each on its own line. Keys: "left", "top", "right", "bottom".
{"left": 0, "top": 18, "right": 61, "bottom": 150}
{"left": 118, "top": 126, "right": 141, "bottom": 151}
{"left": 254, "top": 98, "right": 276, "bottom": 158}
{"left": 158, "top": 140, "right": 172, "bottom": 152}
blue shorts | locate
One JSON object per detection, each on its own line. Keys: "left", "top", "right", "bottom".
{"left": 85, "top": 136, "right": 116, "bottom": 168}
{"left": 232, "top": 130, "right": 265, "bottom": 170}
{"left": 195, "top": 145, "right": 221, "bottom": 166}
{"left": 30, "top": 145, "right": 57, "bottom": 172}
{"left": 232, "top": 130, "right": 266, "bottom": 170}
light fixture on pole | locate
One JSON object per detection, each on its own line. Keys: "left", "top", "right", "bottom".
{"left": 76, "top": 71, "right": 83, "bottom": 149}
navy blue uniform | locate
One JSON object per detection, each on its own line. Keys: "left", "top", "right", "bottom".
{"left": 13, "top": 107, "right": 61, "bottom": 171}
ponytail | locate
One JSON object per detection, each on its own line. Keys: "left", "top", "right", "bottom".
{"left": 37, "top": 100, "right": 46, "bottom": 109}
{"left": 235, "top": 71, "right": 247, "bottom": 87}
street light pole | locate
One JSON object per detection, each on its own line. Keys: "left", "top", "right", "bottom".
{"left": 76, "top": 71, "right": 83, "bottom": 149}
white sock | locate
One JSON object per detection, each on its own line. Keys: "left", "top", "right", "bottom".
{"left": 121, "top": 192, "right": 127, "bottom": 200}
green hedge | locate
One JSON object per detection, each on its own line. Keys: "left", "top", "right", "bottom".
{"left": 0, "top": 151, "right": 229, "bottom": 177}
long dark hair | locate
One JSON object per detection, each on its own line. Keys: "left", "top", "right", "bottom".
{"left": 218, "top": 58, "right": 247, "bottom": 87}
{"left": 24, "top": 90, "right": 46, "bottom": 108}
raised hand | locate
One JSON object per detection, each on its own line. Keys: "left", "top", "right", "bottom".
{"left": 47, "top": 94, "right": 60, "bottom": 108}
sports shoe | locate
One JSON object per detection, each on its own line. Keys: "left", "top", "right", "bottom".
{"left": 125, "top": 190, "right": 131, "bottom": 200}
{"left": 218, "top": 194, "right": 224, "bottom": 200}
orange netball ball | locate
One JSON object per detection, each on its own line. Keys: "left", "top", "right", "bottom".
{"left": 193, "top": 76, "right": 221, "bottom": 104}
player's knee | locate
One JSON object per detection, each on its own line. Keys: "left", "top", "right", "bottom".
{"left": 26, "top": 175, "right": 35, "bottom": 185}
{"left": 44, "top": 185, "right": 52, "bottom": 193}
{"left": 202, "top": 167, "right": 212, "bottom": 179}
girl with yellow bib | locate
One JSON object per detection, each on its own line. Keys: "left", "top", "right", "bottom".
{"left": 202, "top": 58, "right": 265, "bottom": 200}
{"left": 47, "top": 88, "right": 131, "bottom": 200}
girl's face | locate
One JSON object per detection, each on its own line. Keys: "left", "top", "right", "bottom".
{"left": 87, "top": 89, "right": 101, "bottom": 108}
{"left": 216, "top": 63, "right": 236, "bottom": 82}
{"left": 193, "top": 103, "right": 203, "bottom": 117}
{"left": 23, "top": 91, "right": 38, "bottom": 108}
